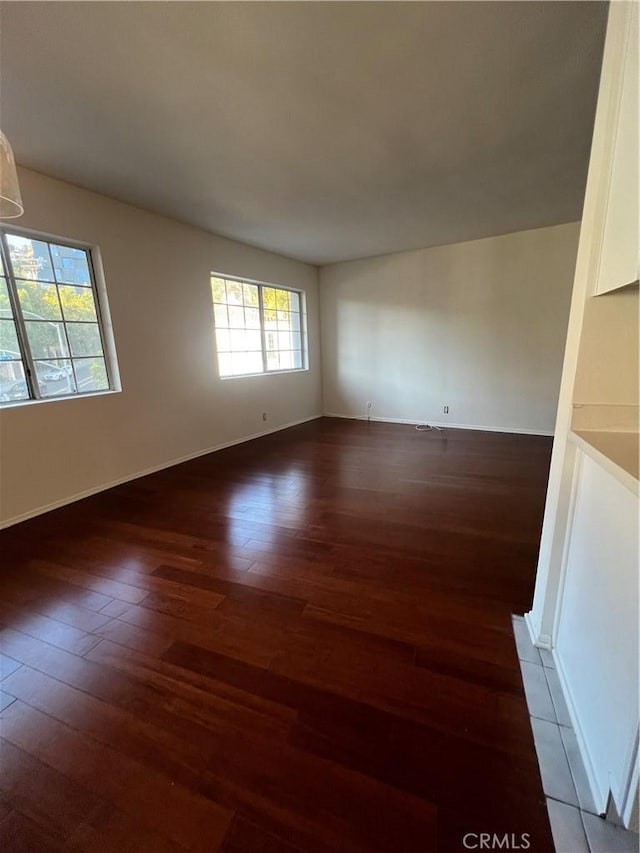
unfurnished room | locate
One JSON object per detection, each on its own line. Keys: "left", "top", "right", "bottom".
{"left": 0, "top": 2, "right": 638, "bottom": 852}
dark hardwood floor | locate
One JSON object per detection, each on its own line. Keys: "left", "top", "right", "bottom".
{"left": 0, "top": 417, "right": 554, "bottom": 852}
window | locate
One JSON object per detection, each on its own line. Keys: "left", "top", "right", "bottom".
{"left": 0, "top": 228, "right": 115, "bottom": 405}
{"left": 211, "top": 275, "right": 306, "bottom": 377}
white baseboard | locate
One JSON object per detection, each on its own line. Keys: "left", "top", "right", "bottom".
{"left": 552, "top": 647, "right": 607, "bottom": 814}
{"left": 323, "top": 411, "right": 554, "bottom": 437}
{"left": 0, "top": 414, "right": 322, "bottom": 530}
{"left": 524, "top": 610, "right": 553, "bottom": 649}
{"left": 523, "top": 615, "right": 608, "bottom": 815}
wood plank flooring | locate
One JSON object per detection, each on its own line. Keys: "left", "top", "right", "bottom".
{"left": 0, "top": 417, "right": 554, "bottom": 851}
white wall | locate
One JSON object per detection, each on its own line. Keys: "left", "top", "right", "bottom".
{"left": 319, "top": 222, "right": 580, "bottom": 434}
{"left": 0, "top": 168, "right": 322, "bottom": 526}
{"left": 554, "top": 450, "right": 638, "bottom": 816}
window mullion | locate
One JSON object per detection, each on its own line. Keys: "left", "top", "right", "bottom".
{"left": 87, "top": 250, "right": 113, "bottom": 391}
{"left": 47, "top": 240, "right": 78, "bottom": 394}
{"left": 258, "top": 285, "right": 268, "bottom": 373}
{"left": 300, "top": 292, "right": 308, "bottom": 370}
{"left": 0, "top": 231, "right": 41, "bottom": 400}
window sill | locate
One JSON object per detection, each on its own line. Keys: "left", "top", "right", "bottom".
{"left": 0, "top": 388, "right": 121, "bottom": 410}
{"left": 220, "top": 367, "right": 309, "bottom": 380}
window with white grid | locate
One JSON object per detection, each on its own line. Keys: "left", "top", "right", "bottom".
{"left": 0, "top": 228, "right": 116, "bottom": 405}
{"left": 211, "top": 275, "right": 305, "bottom": 378}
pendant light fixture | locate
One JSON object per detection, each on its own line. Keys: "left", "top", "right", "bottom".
{"left": 0, "top": 130, "right": 24, "bottom": 219}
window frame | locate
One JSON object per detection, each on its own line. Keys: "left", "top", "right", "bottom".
{"left": 211, "top": 272, "right": 308, "bottom": 379}
{"left": 0, "top": 225, "right": 118, "bottom": 406}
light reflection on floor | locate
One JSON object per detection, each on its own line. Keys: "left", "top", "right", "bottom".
{"left": 225, "top": 465, "right": 309, "bottom": 553}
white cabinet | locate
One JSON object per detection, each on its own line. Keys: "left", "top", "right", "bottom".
{"left": 589, "top": 3, "right": 639, "bottom": 296}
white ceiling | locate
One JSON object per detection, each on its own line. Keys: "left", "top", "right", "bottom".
{"left": 1, "top": 2, "right": 607, "bottom": 265}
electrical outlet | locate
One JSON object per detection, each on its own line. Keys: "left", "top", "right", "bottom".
{"left": 262, "top": 412, "right": 267, "bottom": 421}
{"left": 444, "top": 405, "right": 449, "bottom": 414}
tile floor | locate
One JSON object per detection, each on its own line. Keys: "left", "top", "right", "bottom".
{"left": 512, "top": 616, "right": 639, "bottom": 853}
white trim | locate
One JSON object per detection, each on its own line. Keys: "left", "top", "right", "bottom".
{"left": 524, "top": 610, "right": 552, "bottom": 650}
{"left": 621, "top": 734, "right": 639, "bottom": 829}
{"left": 551, "top": 449, "right": 584, "bottom": 644}
{"left": 590, "top": 1, "right": 638, "bottom": 297}
{"left": 0, "top": 219, "right": 98, "bottom": 251}
{"left": 211, "top": 274, "right": 307, "bottom": 379}
{"left": 0, "top": 224, "right": 121, "bottom": 403}
{"left": 220, "top": 367, "right": 308, "bottom": 381}
{"left": 552, "top": 646, "right": 608, "bottom": 814}
{"left": 0, "top": 414, "right": 321, "bottom": 530}
{"left": 323, "top": 411, "right": 554, "bottom": 437}
{"left": 0, "top": 387, "right": 120, "bottom": 410}
{"left": 545, "top": 448, "right": 639, "bottom": 828}
{"left": 568, "top": 430, "right": 639, "bottom": 497}
{"left": 210, "top": 269, "right": 302, "bottom": 295}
